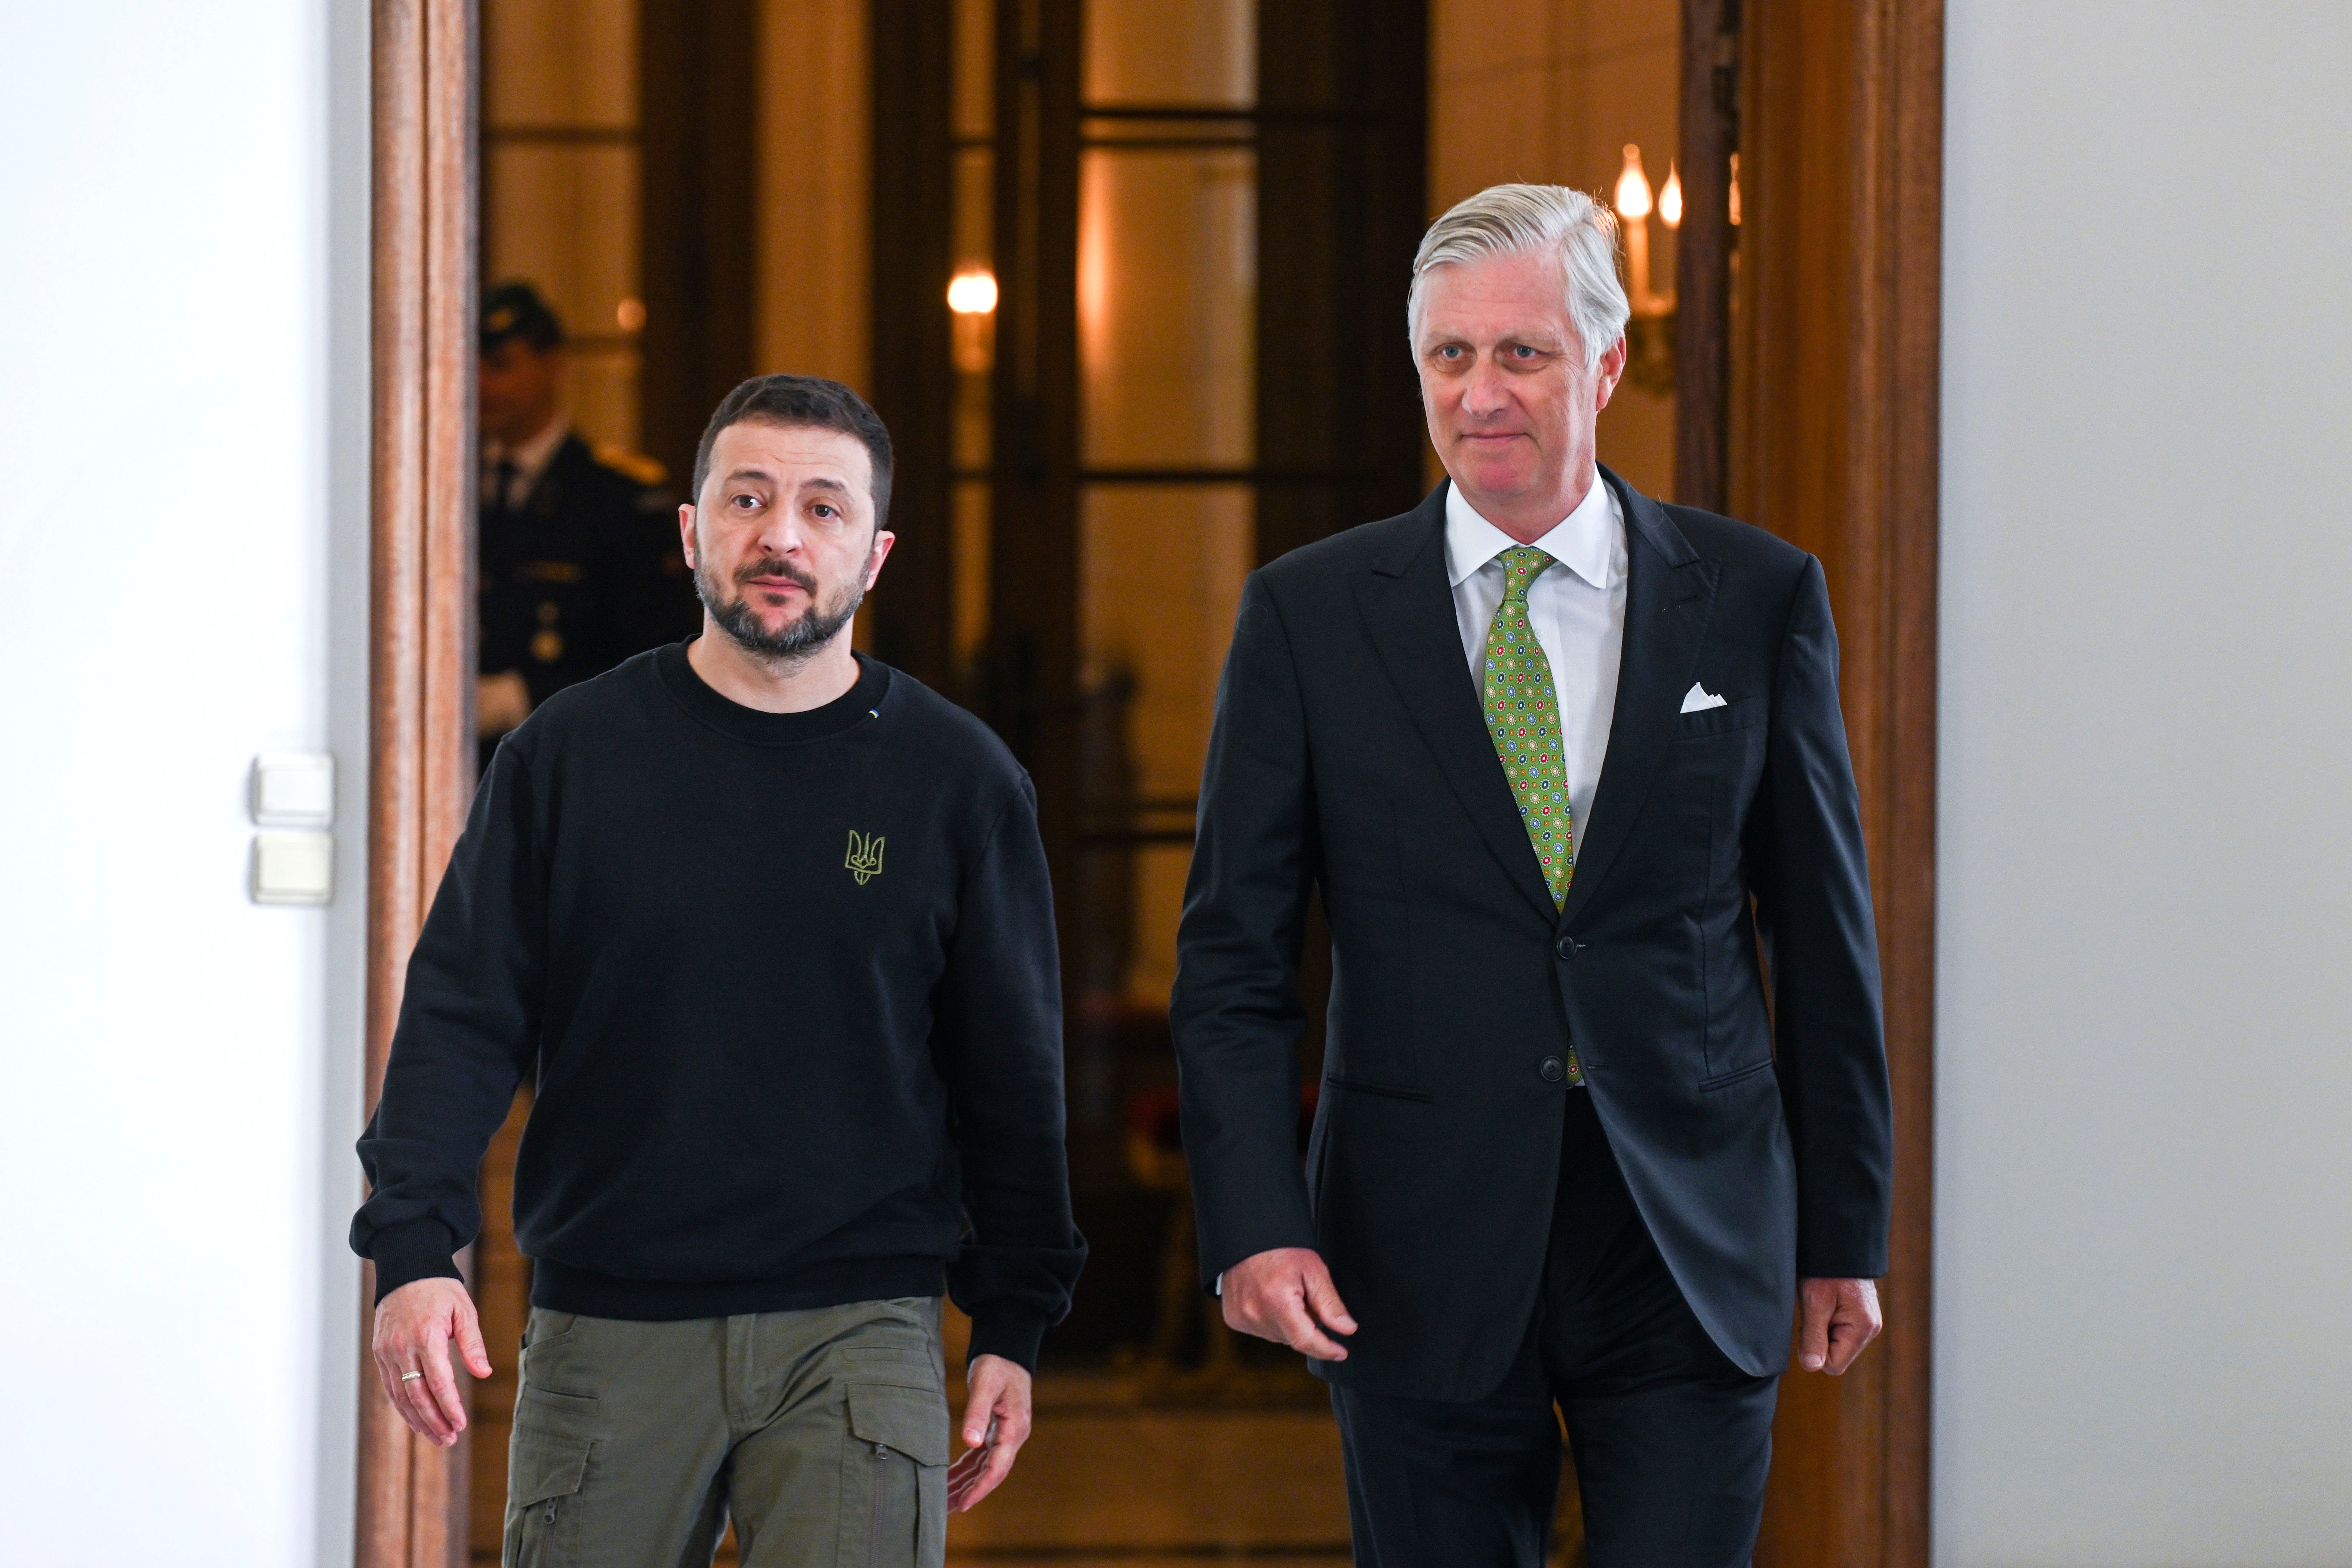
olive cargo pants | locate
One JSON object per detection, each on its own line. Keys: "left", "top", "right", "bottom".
{"left": 502, "top": 1297, "right": 951, "bottom": 1568}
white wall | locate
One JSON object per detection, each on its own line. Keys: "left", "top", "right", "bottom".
{"left": 0, "top": 1, "right": 371, "bottom": 1562}
{"left": 1938, "top": 4, "right": 2352, "bottom": 1563}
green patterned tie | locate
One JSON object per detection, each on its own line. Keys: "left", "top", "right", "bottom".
{"left": 1483, "top": 546, "right": 1583, "bottom": 1085}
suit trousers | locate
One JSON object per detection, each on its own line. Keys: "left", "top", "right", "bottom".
{"left": 1328, "top": 1091, "right": 1780, "bottom": 1568}
{"left": 501, "top": 1297, "right": 951, "bottom": 1568}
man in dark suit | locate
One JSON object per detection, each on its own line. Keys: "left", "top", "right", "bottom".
{"left": 476, "top": 281, "right": 701, "bottom": 764}
{"left": 1172, "top": 184, "right": 1894, "bottom": 1567}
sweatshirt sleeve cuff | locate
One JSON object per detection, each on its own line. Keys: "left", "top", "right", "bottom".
{"left": 368, "top": 1219, "right": 463, "bottom": 1305}
{"left": 965, "top": 1307, "right": 1048, "bottom": 1375}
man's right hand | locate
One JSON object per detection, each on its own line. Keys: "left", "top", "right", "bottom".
{"left": 1220, "top": 1247, "right": 1358, "bottom": 1361}
{"left": 372, "top": 1277, "right": 493, "bottom": 1447}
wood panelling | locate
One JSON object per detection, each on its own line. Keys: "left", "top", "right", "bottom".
{"left": 760, "top": 0, "right": 873, "bottom": 390}
{"left": 362, "top": 0, "right": 478, "bottom": 1563}
{"left": 360, "top": 0, "right": 480, "bottom": 1561}
{"left": 1733, "top": 1, "right": 1941, "bottom": 1564}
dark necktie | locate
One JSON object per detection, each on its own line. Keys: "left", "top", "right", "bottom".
{"left": 488, "top": 457, "right": 518, "bottom": 526}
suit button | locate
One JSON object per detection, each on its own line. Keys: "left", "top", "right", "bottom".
{"left": 1555, "top": 933, "right": 1578, "bottom": 959}
{"left": 1539, "top": 1056, "right": 1566, "bottom": 1083}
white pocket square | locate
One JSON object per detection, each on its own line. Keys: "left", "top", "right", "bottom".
{"left": 1680, "top": 682, "right": 1728, "bottom": 714}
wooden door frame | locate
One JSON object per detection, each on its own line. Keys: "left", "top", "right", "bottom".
{"left": 355, "top": 0, "right": 1944, "bottom": 1558}
{"left": 1732, "top": 2, "right": 1943, "bottom": 1564}
{"left": 360, "top": 0, "right": 476, "bottom": 1563}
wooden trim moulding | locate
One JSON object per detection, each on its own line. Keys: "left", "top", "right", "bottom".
{"left": 360, "top": 0, "right": 477, "bottom": 1563}
{"left": 1733, "top": 1, "right": 1943, "bottom": 1564}
{"left": 1674, "top": 0, "right": 1738, "bottom": 511}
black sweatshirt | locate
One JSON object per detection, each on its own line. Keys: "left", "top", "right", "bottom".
{"left": 352, "top": 644, "right": 1085, "bottom": 1370}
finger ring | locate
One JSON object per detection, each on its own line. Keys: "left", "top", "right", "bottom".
{"left": 400, "top": 1371, "right": 424, "bottom": 1382}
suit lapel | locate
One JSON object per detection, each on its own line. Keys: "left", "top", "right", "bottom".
{"left": 1351, "top": 485, "right": 1560, "bottom": 922}
{"left": 1557, "top": 467, "right": 1719, "bottom": 926}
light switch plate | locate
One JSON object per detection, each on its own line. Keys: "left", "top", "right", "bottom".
{"left": 253, "top": 831, "right": 335, "bottom": 905}
{"left": 252, "top": 752, "right": 335, "bottom": 829}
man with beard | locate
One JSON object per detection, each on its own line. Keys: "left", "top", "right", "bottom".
{"left": 354, "top": 375, "right": 1085, "bottom": 1566}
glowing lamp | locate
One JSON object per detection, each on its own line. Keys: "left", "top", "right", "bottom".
{"left": 1614, "top": 145, "right": 1654, "bottom": 221}
{"left": 1613, "top": 144, "right": 1661, "bottom": 311}
{"left": 1610, "top": 141, "right": 1676, "bottom": 393}
{"left": 947, "top": 270, "right": 998, "bottom": 315}
{"left": 948, "top": 270, "right": 998, "bottom": 373}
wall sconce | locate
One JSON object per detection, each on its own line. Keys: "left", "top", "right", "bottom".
{"left": 1615, "top": 144, "right": 1677, "bottom": 396}
{"left": 948, "top": 268, "right": 997, "bottom": 373}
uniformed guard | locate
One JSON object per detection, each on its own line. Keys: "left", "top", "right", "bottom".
{"left": 476, "top": 280, "right": 700, "bottom": 760}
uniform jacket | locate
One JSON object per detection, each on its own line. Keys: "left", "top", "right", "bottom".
{"left": 480, "top": 432, "right": 698, "bottom": 706}
{"left": 1170, "top": 470, "right": 1893, "bottom": 1399}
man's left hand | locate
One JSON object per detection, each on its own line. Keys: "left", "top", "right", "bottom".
{"left": 1797, "top": 1277, "right": 1883, "bottom": 1374}
{"left": 948, "top": 1353, "right": 1032, "bottom": 1513}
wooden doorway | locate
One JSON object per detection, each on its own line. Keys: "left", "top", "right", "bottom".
{"left": 1724, "top": 2, "right": 1944, "bottom": 1560}
{"left": 359, "top": 0, "right": 475, "bottom": 1560}
{"left": 357, "top": 0, "right": 1941, "bottom": 1560}
{"left": 1671, "top": 1, "right": 1942, "bottom": 1559}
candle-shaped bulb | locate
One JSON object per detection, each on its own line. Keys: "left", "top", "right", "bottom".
{"left": 1659, "top": 162, "right": 1682, "bottom": 229}
{"left": 1728, "top": 153, "right": 1742, "bottom": 227}
{"left": 1614, "top": 144, "right": 1654, "bottom": 221}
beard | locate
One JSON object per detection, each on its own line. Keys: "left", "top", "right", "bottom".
{"left": 694, "top": 546, "right": 869, "bottom": 663}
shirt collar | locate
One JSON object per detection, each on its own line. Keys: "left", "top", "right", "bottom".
{"left": 487, "top": 415, "right": 570, "bottom": 485}
{"left": 1443, "top": 470, "right": 1623, "bottom": 591}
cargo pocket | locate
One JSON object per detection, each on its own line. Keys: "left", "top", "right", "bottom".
{"left": 841, "top": 1381, "right": 949, "bottom": 1568}
{"left": 502, "top": 1424, "right": 592, "bottom": 1568}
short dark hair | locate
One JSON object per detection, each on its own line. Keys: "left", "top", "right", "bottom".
{"left": 691, "top": 375, "right": 896, "bottom": 530}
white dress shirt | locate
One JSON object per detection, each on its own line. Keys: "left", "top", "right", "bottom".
{"left": 1444, "top": 474, "right": 1629, "bottom": 847}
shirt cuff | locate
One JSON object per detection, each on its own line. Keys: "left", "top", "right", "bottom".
{"left": 366, "top": 1219, "right": 462, "bottom": 1305}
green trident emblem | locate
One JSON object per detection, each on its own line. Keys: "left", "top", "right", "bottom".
{"left": 845, "top": 830, "right": 886, "bottom": 885}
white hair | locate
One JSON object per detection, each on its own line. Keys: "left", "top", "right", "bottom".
{"left": 1407, "top": 183, "right": 1630, "bottom": 370}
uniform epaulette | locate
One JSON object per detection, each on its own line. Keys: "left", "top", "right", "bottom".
{"left": 593, "top": 442, "right": 668, "bottom": 487}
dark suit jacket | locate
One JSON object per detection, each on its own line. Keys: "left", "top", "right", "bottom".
{"left": 479, "top": 433, "right": 696, "bottom": 707}
{"left": 1171, "top": 470, "right": 1892, "bottom": 1399}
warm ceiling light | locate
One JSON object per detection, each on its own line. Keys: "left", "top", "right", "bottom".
{"left": 947, "top": 270, "right": 998, "bottom": 315}
{"left": 1658, "top": 162, "right": 1682, "bottom": 230}
{"left": 615, "top": 296, "right": 646, "bottom": 331}
{"left": 1614, "top": 144, "right": 1654, "bottom": 222}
